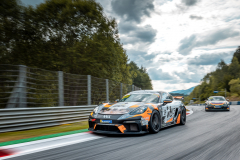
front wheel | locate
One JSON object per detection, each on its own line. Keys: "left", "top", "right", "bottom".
{"left": 180, "top": 108, "right": 186, "bottom": 125}
{"left": 149, "top": 110, "right": 161, "bottom": 133}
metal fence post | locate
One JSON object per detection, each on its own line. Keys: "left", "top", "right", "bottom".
{"left": 106, "top": 79, "right": 109, "bottom": 102}
{"left": 58, "top": 71, "right": 64, "bottom": 106}
{"left": 7, "top": 65, "right": 27, "bottom": 108}
{"left": 120, "top": 83, "right": 122, "bottom": 99}
{"left": 88, "top": 75, "right": 91, "bottom": 105}
{"left": 132, "top": 85, "right": 134, "bottom": 91}
{"left": 19, "top": 65, "right": 27, "bottom": 108}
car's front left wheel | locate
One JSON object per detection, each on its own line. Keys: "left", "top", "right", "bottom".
{"left": 149, "top": 110, "right": 161, "bottom": 133}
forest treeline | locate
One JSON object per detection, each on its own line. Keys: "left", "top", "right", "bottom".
{"left": 0, "top": 0, "right": 152, "bottom": 90}
{"left": 185, "top": 46, "right": 240, "bottom": 104}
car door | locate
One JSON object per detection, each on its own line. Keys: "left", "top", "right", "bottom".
{"left": 165, "top": 94, "right": 176, "bottom": 123}
{"left": 161, "top": 92, "right": 173, "bottom": 124}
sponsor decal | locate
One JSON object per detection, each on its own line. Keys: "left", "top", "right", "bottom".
{"left": 121, "top": 94, "right": 131, "bottom": 101}
{"left": 141, "top": 117, "right": 148, "bottom": 125}
{"left": 103, "top": 115, "right": 111, "bottom": 118}
{"left": 100, "top": 120, "right": 112, "bottom": 123}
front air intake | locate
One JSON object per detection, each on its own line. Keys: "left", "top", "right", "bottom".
{"left": 130, "top": 124, "right": 138, "bottom": 131}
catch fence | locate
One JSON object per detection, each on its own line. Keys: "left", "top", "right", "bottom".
{"left": 0, "top": 64, "right": 141, "bottom": 108}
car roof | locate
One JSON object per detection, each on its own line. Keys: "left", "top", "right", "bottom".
{"left": 129, "top": 90, "right": 168, "bottom": 94}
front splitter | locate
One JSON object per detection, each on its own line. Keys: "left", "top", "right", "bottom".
{"left": 88, "top": 128, "right": 148, "bottom": 135}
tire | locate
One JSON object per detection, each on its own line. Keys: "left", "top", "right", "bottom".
{"left": 180, "top": 108, "right": 186, "bottom": 125}
{"left": 149, "top": 110, "right": 161, "bottom": 133}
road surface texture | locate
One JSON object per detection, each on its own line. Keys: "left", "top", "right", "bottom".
{"left": 9, "top": 105, "right": 240, "bottom": 160}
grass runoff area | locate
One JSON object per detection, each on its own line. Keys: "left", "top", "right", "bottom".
{"left": 0, "top": 121, "right": 88, "bottom": 147}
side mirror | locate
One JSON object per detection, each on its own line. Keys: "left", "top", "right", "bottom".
{"left": 205, "top": 100, "right": 207, "bottom": 101}
{"left": 227, "top": 99, "right": 229, "bottom": 101}
{"left": 115, "top": 99, "right": 119, "bottom": 103}
{"left": 163, "top": 99, "right": 173, "bottom": 103}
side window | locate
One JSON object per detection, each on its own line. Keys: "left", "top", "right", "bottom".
{"left": 161, "top": 92, "right": 168, "bottom": 102}
{"left": 169, "top": 94, "right": 173, "bottom": 101}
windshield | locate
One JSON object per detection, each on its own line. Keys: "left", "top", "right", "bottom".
{"left": 208, "top": 97, "right": 226, "bottom": 101}
{"left": 120, "top": 94, "right": 160, "bottom": 103}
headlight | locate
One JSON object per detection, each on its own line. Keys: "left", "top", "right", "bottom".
{"left": 129, "top": 106, "right": 147, "bottom": 115}
{"left": 93, "top": 106, "right": 99, "bottom": 114}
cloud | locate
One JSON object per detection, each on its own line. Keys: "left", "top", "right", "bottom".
{"left": 144, "top": 54, "right": 156, "bottom": 61}
{"left": 111, "top": 0, "right": 154, "bottom": 23}
{"left": 148, "top": 68, "right": 173, "bottom": 80}
{"left": 178, "top": 35, "right": 197, "bottom": 55}
{"left": 120, "top": 24, "right": 157, "bottom": 45}
{"left": 178, "top": 28, "right": 240, "bottom": 55}
{"left": 182, "top": 0, "right": 200, "bottom": 6}
{"left": 127, "top": 50, "right": 158, "bottom": 67}
{"left": 187, "top": 52, "right": 233, "bottom": 65}
{"left": 174, "top": 65, "right": 205, "bottom": 83}
{"left": 189, "top": 15, "right": 203, "bottom": 20}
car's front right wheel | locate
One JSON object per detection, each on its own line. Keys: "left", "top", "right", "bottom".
{"left": 180, "top": 108, "right": 186, "bottom": 125}
{"left": 149, "top": 110, "right": 161, "bottom": 133}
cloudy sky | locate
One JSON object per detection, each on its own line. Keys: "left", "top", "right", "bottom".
{"left": 21, "top": 0, "right": 240, "bottom": 92}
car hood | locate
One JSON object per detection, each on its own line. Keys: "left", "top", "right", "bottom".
{"left": 98, "top": 102, "right": 146, "bottom": 115}
{"left": 208, "top": 101, "right": 227, "bottom": 105}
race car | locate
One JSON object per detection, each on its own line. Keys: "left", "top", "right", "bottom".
{"left": 205, "top": 96, "right": 230, "bottom": 111}
{"left": 88, "top": 90, "right": 186, "bottom": 134}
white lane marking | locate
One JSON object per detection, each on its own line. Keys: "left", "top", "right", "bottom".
{"left": 0, "top": 132, "right": 102, "bottom": 160}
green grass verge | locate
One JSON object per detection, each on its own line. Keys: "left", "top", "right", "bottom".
{"left": 0, "top": 121, "right": 89, "bottom": 147}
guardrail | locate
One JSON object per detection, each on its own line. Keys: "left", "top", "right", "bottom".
{"left": 0, "top": 105, "right": 97, "bottom": 133}
{"left": 229, "top": 101, "right": 240, "bottom": 105}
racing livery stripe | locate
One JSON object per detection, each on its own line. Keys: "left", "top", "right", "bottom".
{"left": 132, "top": 107, "right": 152, "bottom": 120}
{"left": 176, "top": 114, "right": 181, "bottom": 124}
{"left": 166, "top": 117, "right": 173, "bottom": 123}
{"left": 129, "top": 105, "right": 140, "bottom": 108}
{"left": 210, "top": 103, "right": 224, "bottom": 105}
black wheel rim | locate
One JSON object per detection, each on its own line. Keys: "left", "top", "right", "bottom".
{"left": 182, "top": 110, "right": 186, "bottom": 122}
{"left": 152, "top": 113, "right": 160, "bottom": 131}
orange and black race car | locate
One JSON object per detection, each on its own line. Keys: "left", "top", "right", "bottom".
{"left": 88, "top": 90, "right": 186, "bottom": 134}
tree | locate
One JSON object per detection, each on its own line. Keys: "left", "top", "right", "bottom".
{"left": 129, "top": 61, "right": 153, "bottom": 90}
{"left": 228, "top": 57, "right": 240, "bottom": 78}
{"left": 229, "top": 78, "right": 240, "bottom": 95}
{"left": 0, "top": 0, "right": 143, "bottom": 85}
{"left": 232, "top": 46, "right": 240, "bottom": 63}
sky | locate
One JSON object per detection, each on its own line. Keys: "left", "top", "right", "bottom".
{"left": 21, "top": 0, "right": 240, "bottom": 92}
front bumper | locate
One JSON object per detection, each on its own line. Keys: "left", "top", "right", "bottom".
{"left": 88, "top": 117, "right": 149, "bottom": 134}
{"left": 205, "top": 105, "right": 230, "bottom": 110}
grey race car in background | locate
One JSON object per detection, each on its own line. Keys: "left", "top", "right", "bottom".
{"left": 205, "top": 96, "right": 230, "bottom": 111}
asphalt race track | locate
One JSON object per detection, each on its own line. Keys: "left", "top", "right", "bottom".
{"left": 9, "top": 105, "right": 240, "bottom": 160}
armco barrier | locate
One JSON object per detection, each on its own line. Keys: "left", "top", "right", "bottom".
{"left": 229, "top": 101, "right": 240, "bottom": 105}
{"left": 0, "top": 105, "right": 97, "bottom": 133}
